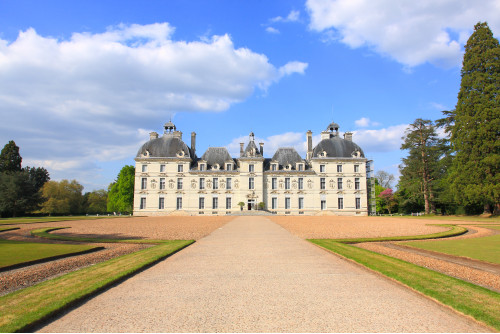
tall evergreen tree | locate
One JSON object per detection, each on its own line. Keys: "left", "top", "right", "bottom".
{"left": 107, "top": 165, "right": 135, "bottom": 213}
{"left": 447, "top": 22, "right": 500, "bottom": 213}
{"left": 0, "top": 140, "right": 22, "bottom": 173}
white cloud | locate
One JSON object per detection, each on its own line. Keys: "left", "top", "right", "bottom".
{"left": 271, "top": 10, "right": 301, "bottom": 23}
{"left": 266, "top": 27, "right": 280, "bottom": 34}
{"left": 0, "top": 23, "right": 307, "bottom": 190}
{"left": 226, "top": 132, "right": 306, "bottom": 158}
{"left": 306, "top": 0, "right": 500, "bottom": 68}
{"left": 353, "top": 124, "right": 409, "bottom": 153}
{"left": 354, "top": 117, "right": 381, "bottom": 128}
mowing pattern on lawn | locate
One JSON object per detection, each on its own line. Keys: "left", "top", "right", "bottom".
{"left": 0, "top": 216, "right": 128, "bottom": 225}
{"left": 0, "top": 227, "right": 19, "bottom": 233}
{"left": 0, "top": 240, "right": 100, "bottom": 271}
{"left": 0, "top": 239, "right": 193, "bottom": 332}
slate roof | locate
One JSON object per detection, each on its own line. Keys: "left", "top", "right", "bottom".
{"left": 312, "top": 136, "right": 365, "bottom": 158}
{"left": 200, "top": 147, "right": 233, "bottom": 168}
{"left": 271, "top": 147, "right": 304, "bottom": 168}
{"left": 243, "top": 140, "right": 262, "bottom": 157}
{"left": 136, "top": 136, "right": 191, "bottom": 158}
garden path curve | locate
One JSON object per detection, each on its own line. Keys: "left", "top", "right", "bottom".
{"left": 38, "top": 216, "right": 490, "bottom": 332}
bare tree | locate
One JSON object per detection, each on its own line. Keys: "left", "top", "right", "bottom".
{"left": 375, "top": 170, "right": 395, "bottom": 189}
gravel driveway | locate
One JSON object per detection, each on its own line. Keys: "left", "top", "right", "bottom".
{"left": 37, "top": 217, "right": 489, "bottom": 333}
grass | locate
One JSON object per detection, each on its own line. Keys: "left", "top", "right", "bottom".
{"left": 0, "top": 227, "right": 20, "bottom": 233}
{"left": 0, "top": 215, "right": 128, "bottom": 225}
{"left": 0, "top": 240, "right": 99, "bottom": 270}
{"left": 309, "top": 239, "right": 500, "bottom": 331}
{"left": 385, "top": 215, "right": 500, "bottom": 223}
{"left": 0, "top": 239, "right": 194, "bottom": 332}
{"left": 402, "top": 232, "right": 500, "bottom": 265}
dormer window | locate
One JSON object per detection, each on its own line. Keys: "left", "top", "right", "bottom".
{"left": 199, "top": 163, "right": 206, "bottom": 171}
{"left": 226, "top": 163, "right": 233, "bottom": 171}
{"left": 271, "top": 164, "right": 278, "bottom": 171}
{"left": 212, "top": 164, "right": 220, "bottom": 170}
{"left": 176, "top": 150, "right": 185, "bottom": 158}
{"left": 297, "top": 163, "right": 304, "bottom": 171}
{"left": 285, "top": 164, "right": 292, "bottom": 170}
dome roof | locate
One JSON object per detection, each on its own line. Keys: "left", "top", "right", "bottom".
{"left": 312, "top": 136, "right": 365, "bottom": 158}
{"left": 326, "top": 121, "right": 340, "bottom": 131}
{"left": 136, "top": 136, "right": 191, "bottom": 158}
{"left": 271, "top": 147, "right": 303, "bottom": 167}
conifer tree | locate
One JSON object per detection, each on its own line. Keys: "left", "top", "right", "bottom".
{"left": 0, "top": 140, "right": 22, "bottom": 173}
{"left": 448, "top": 22, "right": 500, "bottom": 213}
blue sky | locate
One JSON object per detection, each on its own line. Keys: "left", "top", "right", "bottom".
{"left": 1, "top": 0, "right": 499, "bottom": 191}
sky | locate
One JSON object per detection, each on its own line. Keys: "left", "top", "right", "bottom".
{"left": 1, "top": 0, "right": 499, "bottom": 192}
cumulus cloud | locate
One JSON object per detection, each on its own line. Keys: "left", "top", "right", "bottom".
{"left": 306, "top": 0, "right": 500, "bottom": 68}
{"left": 226, "top": 132, "right": 306, "bottom": 158}
{"left": 270, "top": 10, "right": 301, "bottom": 23}
{"left": 352, "top": 124, "right": 409, "bottom": 153}
{"left": 354, "top": 117, "right": 381, "bottom": 128}
{"left": 266, "top": 27, "right": 280, "bottom": 34}
{"left": 0, "top": 23, "right": 307, "bottom": 190}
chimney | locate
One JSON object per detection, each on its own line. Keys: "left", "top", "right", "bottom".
{"left": 240, "top": 143, "right": 244, "bottom": 157}
{"left": 149, "top": 132, "right": 159, "bottom": 140}
{"left": 191, "top": 132, "right": 196, "bottom": 158}
{"left": 321, "top": 131, "right": 330, "bottom": 140}
{"left": 306, "top": 130, "right": 313, "bottom": 160}
{"left": 344, "top": 132, "right": 352, "bottom": 141}
{"left": 259, "top": 142, "right": 264, "bottom": 156}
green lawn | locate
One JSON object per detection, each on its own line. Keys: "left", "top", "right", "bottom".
{"left": 310, "top": 239, "right": 500, "bottom": 331}
{"left": 0, "top": 240, "right": 99, "bottom": 269}
{"left": 0, "top": 215, "right": 128, "bottom": 225}
{"left": 386, "top": 215, "right": 500, "bottom": 223}
{"left": 0, "top": 239, "right": 193, "bottom": 332}
{"left": 0, "top": 227, "right": 20, "bottom": 233}
{"left": 402, "top": 232, "right": 500, "bottom": 265}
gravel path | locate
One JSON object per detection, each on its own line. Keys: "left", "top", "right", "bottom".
{"left": 38, "top": 217, "right": 489, "bottom": 333}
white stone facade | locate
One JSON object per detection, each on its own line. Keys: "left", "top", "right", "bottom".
{"left": 134, "top": 122, "right": 370, "bottom": 216}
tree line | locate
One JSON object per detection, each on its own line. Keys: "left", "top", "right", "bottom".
{"left": 377, "top": 22, "right": 499, "bottom": 216}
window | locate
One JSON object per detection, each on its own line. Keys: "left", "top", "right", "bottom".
{"left": 159, "top": 178, "right": 165, "bottom": 190}
{"left": 177, "top": 178, "right": 183, "bottom": 190}
{"left": 337, "top": 165, "right": 342, "bottom": 173}
{"left": 285, "top": 197, "right": 291, "bottom": 209}
{"left": 285, "top": 178, "right": 290, "bottom": 190}
{"left": 320, "top": 177, "right": 326, "bottom": 190}
{"left": 321, "top": 200, "right": 326, "bottom": 210}
{"left": 226, "top": 178, "right": 232, "bottom": 190}
{"left": 355, "top": 178, "right": 360, "bottom": 190}
{"left": 226, "top": 197, "right": 232, "bottom": 209}
{"left": 354, "top": 165, "right": 359, "bottom": 173}
{"left": 160, "top": 164, "right": 165, "bottom": 172}
{"left": 213, "top": 178, "right": 218, "bottom": 190}
{"left": 141, "top": 178, "right": 147, "bottom": 190}
{"left": 226, "top": 164, "right": 232, "bottom": 171}
{"left": 142, "top": 164, "right": 147, "bottom": 172}
{"left": 199, "top": 178, "right": 205, "bottom": 190}
{"left": 298, "top": 164, "right": 304, "bottom": 171}
{"left": 272, "top": 177, "right": 277, "bottom": 190}
{"left": 298, "top": 178, "right": 303, "bottom": 190}
{"left": 249, "top": 177, "right": 254, "bottom": 190}
{"left": 212, "top": 197, "right": 218, "bottom": 209}
{"left": 298, "top": 197, "right": 304, "bottom": 209}
{"left": 199, "top": 197, "right": 205, "bottom": 209}
{"left": 178, "top": 164, "right": 183, "bottom": 173}
{"left": 356, "top": 198, "right": 361, "bottom": 209}
{"left": 272, "top": 164, "right": 277, "bottom": 171}
{"left": 249, "top": 164, "right": 254, "bottom": 172}
{"left": 337, "top": 178, "right": 343, "bottom": 190}
{"left": 176, "top": 197, "right": 182, "bottom": 210}
{"left": 140, "top": 197, "right": 146, "bottom": 209}
{"left": 159, "top": 197, "right": 164, "bottom": 210}
{"left": 320, "top": 165, "right": 325, "bottom": 173}
{"left": 338, "top": 198, "right": 343, "bottom": 210}
{"left": 200, "top": 164, "right": 205, "bottom": 171}
{"left": 272, "top": 198, "right": 278, "bottom": 210}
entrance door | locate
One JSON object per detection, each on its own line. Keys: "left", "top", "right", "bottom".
{"left": 248, "top": 199, "right": 255, "bottom": 210}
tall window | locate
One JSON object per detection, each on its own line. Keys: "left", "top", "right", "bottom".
{"left": 213, "top": 178, "right": 218, "bottom": 189}
{"left": 226, "top": 178, "right": 232, "bottom": 190}
{"left": 177, "top": 178, "right": 183, "bottom": 190}
{"left": 199, "top": 197, "right": 205, "bottom": 209}
{"left": 178, "top": 164, "right": 183, "bottom": 172}
{"left": 249, "top": 177, "right": 254, "bottom": 190}
{"left": 320, "top": 177, "right": 326, "bottom": 190}
{"left": 272, "top": 164, "right": 277, "bottom": 171}
{"left": 226, "top": 164, "right": 232, "bottom": 171}
{"left": 272, "top": 197, "right": 278, "bottom": 210}
{"left": 298, "top": 164, "right": 304, "bottom": 171}
{"left": 337, "top": 165, "right": 342, "bottom": 173}
{"left": 337, "top": 178, "right": 343, "bottom": 190}
{"left": 199, "top": 164, "right": 205, "bottom": 171}
{"left": 160, "top": 164, "right": 165, "bottom": 172}
{"left": 159, "top": 178, "right": 165, "bottom": 190}
{"left": 321, "top": 200, "right": 326, "bottom": 210}
{"left": 159, "top": 197, "right": 164, "bottom": 209}
{"left": 141, "top": 178, "right": 147, "bottom": 190}
{"left": 320, "top": 165, "right": 325, "bottom": 173}
{"left": 356, "top": 198, "right": 361, "bottom": 209}
{"left": 298, "top": 178, "right": 303, "bottom": 190}
{"left": 354, "top": 165, "right": 359, "bottom": 173}
{"left": 199, "top": 178, "right": 205, "bottom": 190}
{"left": 249, "top": 164, "right": 254, "bottom": 172}
{"left": 355, "top": 178, "right": 360, "bottom": 190}
{"left": 285, "top": 197, "right": 291, "bottom": 209}
{"left": 140, "top": 197, "right": 146, "bottom": 209}
{"left": 212, "top": 197, "right": 218, "bottom": 209}
{"left": 176, "top": 197, "right": 182, "bottom": 210}
{"left": 272, "top": 177, "right": 277, "bottom": 190}
{"left": 285, "top": 178, "right": 290, "bottom": 190}
{"left": 338, "top": 198, "right": 343, "bottom": 210}
{"left": 298, "top": 197, "right": 304, "bottom": 209}
{"left": 142, "top": 164, "right": 147, "bottom": 172}
{"left": 226, "top": 197, "right": 232, "bottom": 209}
